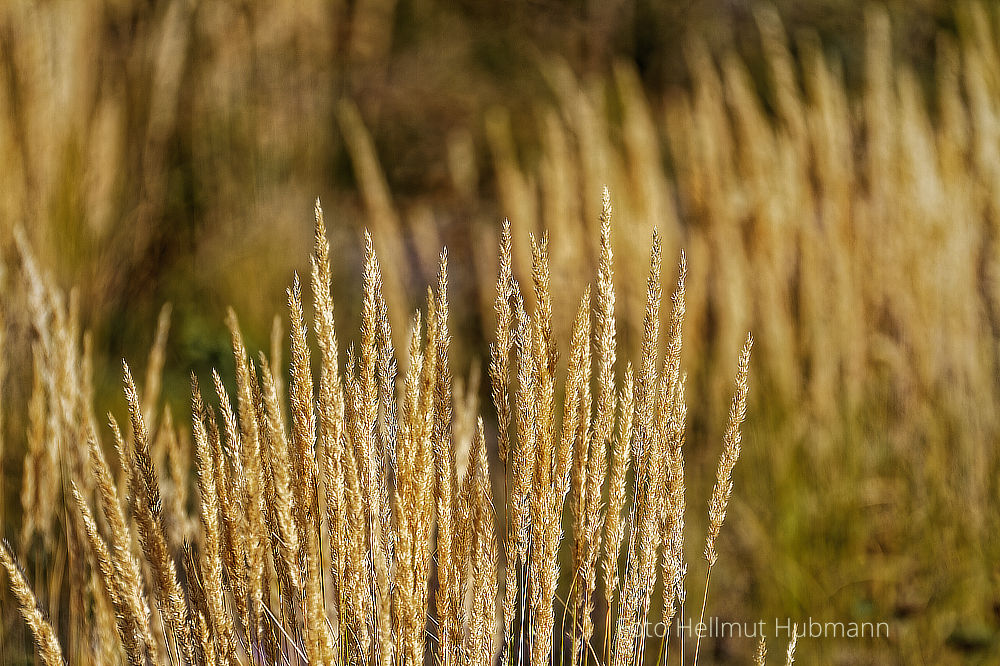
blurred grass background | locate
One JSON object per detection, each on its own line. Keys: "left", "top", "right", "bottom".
{"left": 1, "top": 0, "right": 999, "bottom": 663}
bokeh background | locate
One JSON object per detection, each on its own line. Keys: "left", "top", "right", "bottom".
{"left": 2, "top": 0, "right": 999, "bottom": 663}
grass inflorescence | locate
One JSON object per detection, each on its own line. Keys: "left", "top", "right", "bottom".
{"left": 1, "top": 192, "right": 783, "bottom": 665}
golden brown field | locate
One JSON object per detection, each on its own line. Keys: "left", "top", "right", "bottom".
{"left": 1, "top": 0, "right": 998, "bottom": 664}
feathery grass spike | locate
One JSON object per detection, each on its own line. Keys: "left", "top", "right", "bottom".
{"left": 0, "top": 540, "right": 65, "bottom": 666}
{"left": 705, "top": 332, "right": 753, "bottom": 565}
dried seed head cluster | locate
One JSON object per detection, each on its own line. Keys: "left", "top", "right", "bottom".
{"left": 3, "top": 191, "right": 771, "bottom": 665}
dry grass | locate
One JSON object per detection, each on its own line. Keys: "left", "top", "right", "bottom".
{"left": 0, "top": 193, "right": 773, "bottom": 664}
{"left": 2, "top": 1, "right": 1000, "bottom": 663}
